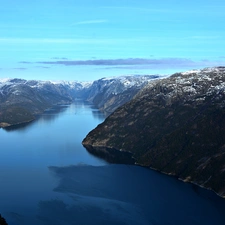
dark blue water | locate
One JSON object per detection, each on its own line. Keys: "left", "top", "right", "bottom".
{"left": 0, "top": 101, "right": 225, "bottom": 225}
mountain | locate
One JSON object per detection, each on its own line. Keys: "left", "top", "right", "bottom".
{"left": 0, "top": 75, "right": 159, "bottom": 127}
{"left": 0, "top": 78, "right": 90, "bottom": 127}
{"left": 85, "top": 75, "right": 160, "bottom": 115}
{"left": 82, "top": 67, "right": 225, "bottom": 197}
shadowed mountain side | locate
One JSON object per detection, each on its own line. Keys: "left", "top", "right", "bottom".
{"left": 0, "top": 79, "right": 78, "bottom": 127}
{"left": 82, "top": 67, "right": 225, "bottom": 197}
{"left": 0, "top": 75, "right": 159, "bottom": 128}
{"left": 85, "top": 75, "right": 160, "bottom": 115}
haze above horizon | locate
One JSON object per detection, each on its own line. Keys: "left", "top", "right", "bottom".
{"left": 0, "top": 0, "right": 224, "bottom": 81}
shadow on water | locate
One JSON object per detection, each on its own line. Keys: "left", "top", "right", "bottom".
{"left": 37, "top": 198, "right": 142, "bottom": 225}
{"left": 3, "top": 100, "right": 225, "bottom": 225}
{"left": 34, "top": 164, "right": 225, "bottom": 225}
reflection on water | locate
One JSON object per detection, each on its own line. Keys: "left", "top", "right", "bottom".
{"left": 1, "top": 101, "right": 225, "bottom": 225}
{"left": 91, "top": 108, "right": 106, "bottom": 120}
{"left": 3, "top": 101, "right": 105, "bottom": 133}
{"left": 0, "top": 101, "right": 108, "bottom": 225}
{"left": 4, "top": 104, "right": 70, "bottom": 132}
{"left": 3, "top": 121, "right": 36, "bottom": 132}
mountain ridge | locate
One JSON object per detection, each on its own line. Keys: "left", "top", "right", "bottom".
{"left": 0, "top": 78, "right": 82, "bottom": 127}
{"left": 82, "top": 66, "right": 225, "bottom": 198}
{"left": 0, "top": 75, "right": 159, "bottom": 127}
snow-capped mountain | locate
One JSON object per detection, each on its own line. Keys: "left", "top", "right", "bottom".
{"left": 0, "top": 79, "right": 75, "bottom": 127}
{"left": 0, "top": 75, "right": 160, "bottom": 127}
{"left": 85, "top": 75, "right": 160, "bottom": 114}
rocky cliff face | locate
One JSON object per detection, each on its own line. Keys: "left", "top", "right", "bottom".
{"left": 82, "top": 67, "right": 225, "bottom": 197}
{"left": 85, "top": 75, "right": 159, "bottom": 115}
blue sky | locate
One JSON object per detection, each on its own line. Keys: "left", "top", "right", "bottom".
{"left": 0, "top": 0, "right": 224, "bottom": 81}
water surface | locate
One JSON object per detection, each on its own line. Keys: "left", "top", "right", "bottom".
{"left": 0, "top": 101, "right": 225, "bottom": 225}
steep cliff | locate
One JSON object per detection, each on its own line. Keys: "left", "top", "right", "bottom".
{"left": 82, "top": 67, "right": 225, "bottom": 197}
{"left": 85, "top": 75, "right": 159, "bottom": 115}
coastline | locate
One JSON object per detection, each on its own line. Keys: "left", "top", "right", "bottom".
{"left": 148, "top": 165, "right": 225, "bottom": 199}
{"left": 0, "top": 102, "right": 73, "bottom": 129}
{"left": 83, "top": 144, "right": 136, "bottom": 164}
{"left": 0, "top": 119, "right": 35, "bottom": 129}
{"left": 83, "top": 143, "right": 225, "bottom": 199}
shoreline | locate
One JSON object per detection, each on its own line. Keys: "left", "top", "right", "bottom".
{"left": 147, "top": 165, "right": 225, "bottom": 199}
{"left": 0, "top": 102, "right": 73, "bottom": 129}
{"left": 0, "top": 119, "right": 35, "bottom": 129}
{"left": 83, "top": 144, "right": 225, "bottom": 199}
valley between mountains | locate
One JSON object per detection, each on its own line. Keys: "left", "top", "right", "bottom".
{"left": 1, "top": 67, "right": 225, "bottom": 198}
{"left": 0, "top": 75, "right": 156, "bottom": 127}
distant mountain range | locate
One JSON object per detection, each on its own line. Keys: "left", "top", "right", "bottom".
{"left": 0, "top": 75, "right": 159, "bottom": 127}
{"left": 82, "top": 67, "right": 225, "bottom": 198}
{"left": 0, "top": 78, "right": 85, "bottom": 127}
{"left": 84, "top": 75, "right": 159, "bottom": 115}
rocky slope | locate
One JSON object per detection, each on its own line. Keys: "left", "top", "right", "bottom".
{"left": 0, "top": 75, "right": 159, "bottom": 127}
{"left": 82, "top": 67, "right": 225, "bottom": 197}
{"left": 85, "top": 75, "right": 159, "bottom": 115}
{"left": 0, "top": 78, "right": 89, "bottom": 127}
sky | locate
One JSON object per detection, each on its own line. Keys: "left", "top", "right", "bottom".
{"left": 0, "top": 0, "right": 224, "bottom": 81}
